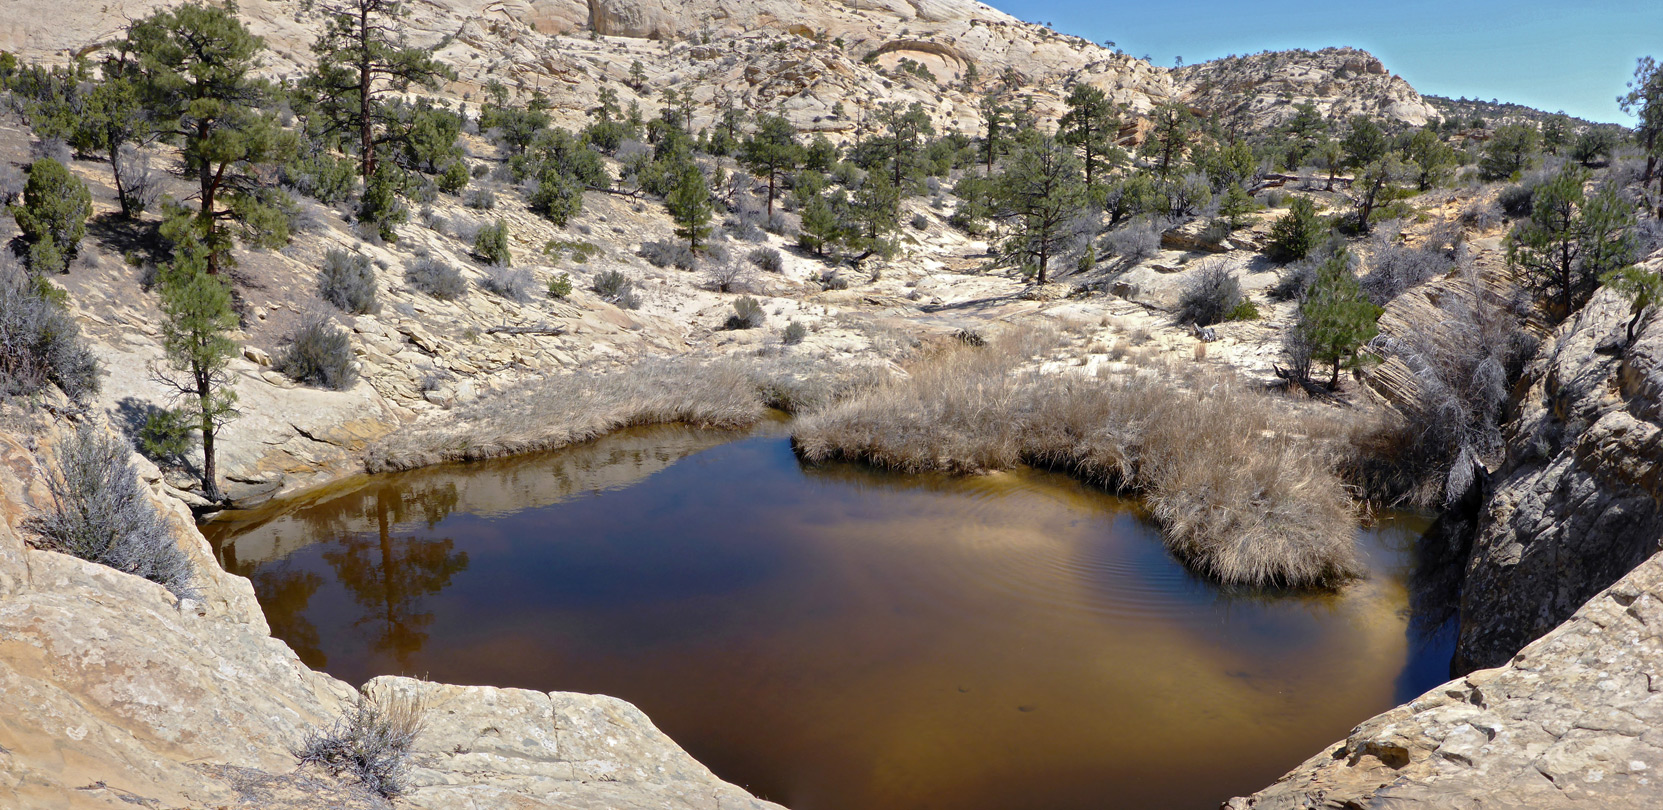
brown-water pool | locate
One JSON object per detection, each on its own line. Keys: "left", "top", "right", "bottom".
{"left": 205, "top": 422, "right": 1454, "bottom": 810}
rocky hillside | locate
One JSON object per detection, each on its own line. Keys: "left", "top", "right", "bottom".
{"left": 0, "top": 407, "right": 785, "bottom": 810}
{"left": 1175, "top": 47, "right": 1437, "bottom": 130}
{"left": 1456, "top": 278, "right": 1663, "bottom": 672}
{"left": 2, "top": 1, "right": 1447, "bottom": 141}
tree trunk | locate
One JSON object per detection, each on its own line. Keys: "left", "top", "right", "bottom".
{"left": 359, "top": 3, "right": 375, "bottom": 179}
{"left": 766, "top": 171, "right": 776, "bottom": 217}
{"left": 199, "top": 403, "right": 219, "bottom": 502}
{"left": 109, "top": 141, "right": 130, "bottom": 219}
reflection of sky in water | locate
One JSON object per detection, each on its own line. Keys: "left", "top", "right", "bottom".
{"left": 212, "top": 428, "right": 1454, "bottom": 810}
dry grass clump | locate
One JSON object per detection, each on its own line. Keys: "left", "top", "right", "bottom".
{"left": 366, "top": 357, "right": 880, "bottom": 473}
{"left": 295, "top": 691, "right": 424, "bottom": 799}
{"left": 792, "top": 329, "right": 1361, "bottom": 588}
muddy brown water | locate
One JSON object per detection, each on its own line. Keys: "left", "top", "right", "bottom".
{"left": 206, "top": 422, "right": 1453, "bottom": 810}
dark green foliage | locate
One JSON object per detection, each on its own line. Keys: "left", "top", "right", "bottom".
{"left": 1140, "top": 102, "right": 1195, "bottom": 176}
{"left": 153, "top": 216, "right": 239, "bottom": 500}
{"left": 275, "top": 316, "right": 359, "bottom": 390}
{"left": 1571, "top": 128, "right": 1618, "bottom": 167}
{"left": 520, "top": 128, "right": 608, "bottom": 225}
{"left": 1507, "top": 165, "right": 1636, "bottom": 318}
{"left": 10, "top": 158, "right": 91, "bottom": 274}
{"left": 1404, "top": 128, "right": 1457, "bottom": 190}
{"left": 1177, "top": 262, "right": 1245, "bottom": 327}
{"left": 1620, "top": 56, "right": 1663, "bottom": 217}
{"left": 1341, "top": 116, "right": 1388, "bottom": 168}
{"left": 1478, "top": 124, "right": 1540, "bottom": 181}
{"left": 136, "top": 406, "right": 195, "bottom": 467}
{"left": 405, "top": 257, "right": 466, "bottom": 300}
{"left": 666, "top": 162, "right": 713, "bottom": 251}
{"left": 284, "top": 147, "right": 358, "bottom": 203}
{"left": 472, "top": 220, "right": 511, "bottom": 266}
{"left": 1059, "top": 84, "right": 1122, "bottom": 187}
{"left": 357, "top": 162, "right": 408, "bottom": 242}
{"left": 1293, "top": 247, "right": 1382, "bottom": 388}
{"left": 25, "top": 424, "right": 194, "bottom": 599}
{"left": 302, "top": 0, "right": 456, "bottom": 179}
{"left": 740, "top": 114, "right": 803, "bottom": 216}
{"left": 993, "top": 135, "right": 1086, "bottom": 284}
{"left": 437, "top": 160, "right": 469, "bottom": 193}
{"left": 547, "top": 272, "right": 573, "bottom": 299}
{"left": 319, "top": 249, "right": 379, "bottom": 314}
{"left": 1266, "top": 196, "right": 1325, "bottom": 263}
{"left": 128, "top": 2, "right": 296, "bottom": 271}
{"left": 725, "top": 295, "right": 765, "bottom": 330}
{"left": 0, "top": 262, "right": 100, "bottom": 402}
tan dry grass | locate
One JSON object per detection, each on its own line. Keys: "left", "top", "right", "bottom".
{"left": 792, "top": 328, "right": 1362, "bottom": 588}
{"left": 365, "top": 357, "right": 881, "bottom": 473}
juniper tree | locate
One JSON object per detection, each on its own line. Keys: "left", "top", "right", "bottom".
{"left": 127, "top": 2, "right": 295, "bottom": 273}
{"left": 1479, "top": 123, "right": 1540, "bottom": 181}
{"left": 1267, "top": 196, "right": 1325, "bottom": 263}
{"left": 154, "top": 211, "right": 239, "bottom": 502}
{"left": 1340, "top": 115, "right": 1388, "bottom": 168}
{"left": 995, "top": 135, "right": 1086, "bottom": 285}
{"left": 1540, "top": 114, "right": 1572, "bottom": 155}
{"left": 1059, "top": 83, "right": 1121, "bottom": 188}
{"left": 1404, "top": 128, "right": 1457, "bottom": 191}
{"left": 303, "top": 0, "right": 455, "bottom": 179}
{"left": 740, "top": 114, "right": 802, "bottom": 217}
{"left": 10, "top": 158, "right": 91, "bottom": 274}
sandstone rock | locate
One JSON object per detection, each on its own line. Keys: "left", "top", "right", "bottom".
{"left": 1456, "top": 285, "right": 1663, "bottom": 672}
{"left": 1175, "top": 46, "right": 1436, "bottom": 130}
{"left": 244, "top": 346, "right": 273, "bottom": 366}
{"left": 1230, "top": 551, "right": 1663, "bottom": 809}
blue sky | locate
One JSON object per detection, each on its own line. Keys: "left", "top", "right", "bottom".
{"left": 992, "top": 0, "right": 1661, "bottom": 124}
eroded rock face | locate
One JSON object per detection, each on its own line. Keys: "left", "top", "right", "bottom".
{"left": 1454, "top": 285, "right": 1663, "bottom": 672}
{"left": 0, "top": 415, "right": 783, "bottom": 810}
{"left": 1229, "top": 551, "right": 1663, "bottom": 809}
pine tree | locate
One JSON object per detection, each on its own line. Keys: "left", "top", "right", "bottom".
{"left": 1059, "top": 84, "right": 1121, "bottom": 188}
{"left": 1340, "top": 115, "right": 1387, "bottom": 168}
{"left": 1297, "top": 247, "right": 1381, "bottom": 389}
{"left": 875, "top": 101, "right": 933, "bottom": 190}
{"left": 666, "top": 162, "right": 712, "bottom": 252}
{"left": 1141, "top": 102, "right": 1194, "bottom": 176}
{"left": 995, "top": 135, "right": 1086, "bottom": 285}
{"left": 10, "top": 158, "right": 91, "bottom": 274}
{"left": 154, "top": 211, "right": 240, "bottom": 502}
{"left": 303, "top": 0, "right": 455, "bottom": 180}
{"left": 740, "top": 114, "right": 802, "bottom": 217}
{"left": 1507, "top": 165, "right": 1636, "bottom": 319}
{"left": 1619, "top": 56, "right": 1663, "bottom": 216}
{"left": 1405, "top": 128, "right": 1456, "bottom": 191}
{"left": 979, "top": 92, "right": 1008, "bottom": 174}
{"left": 127, "top": 2, "right": 295, "bottom": 273}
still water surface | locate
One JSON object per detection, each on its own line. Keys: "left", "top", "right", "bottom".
{"left": 206, "top": 423, "right": 1453, "bottom": 810}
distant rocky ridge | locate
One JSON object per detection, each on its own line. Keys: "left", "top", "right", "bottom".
{"left": 2, "top": 1, "right": 1438, "bottom": 141}
{"left": 1173, "top": 46, "right": 1437, "bottom": 130}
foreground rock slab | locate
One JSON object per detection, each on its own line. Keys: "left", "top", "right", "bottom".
{"left": 1229, "top": 551, "right": 1663, "bottom": 809}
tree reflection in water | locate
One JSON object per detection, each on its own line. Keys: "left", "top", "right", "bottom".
{"left": 322, "top": 484, "right": 469, "bottom": 671}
